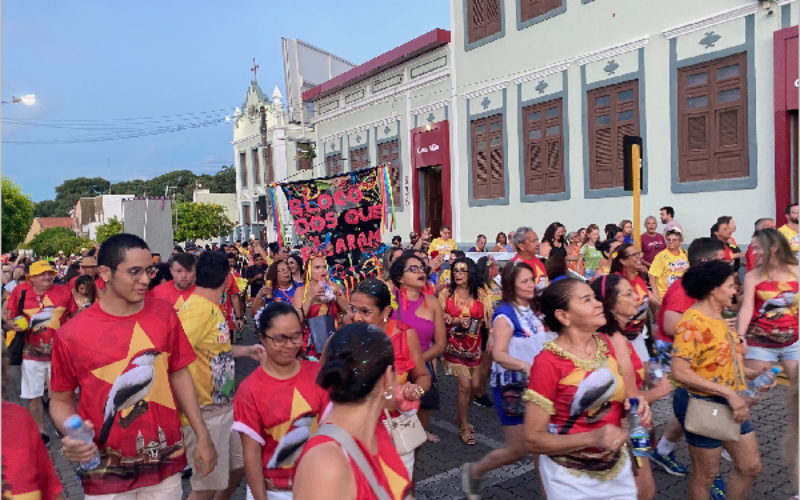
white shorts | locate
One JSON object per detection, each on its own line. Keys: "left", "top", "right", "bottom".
{"left": 538, "top": 453, "right": 637, "bottom": 500}
{"left": 400, "top": 450, "right": 415, "bottom": 481}
{"left": 246, "top": 487, "right": 292, "bottom": 500}
{"left": 84, "top": 473, "right": 182, "bottom": 500}
{"left": 20, "top": 360, "right": 50, "bottom": 399}
{"left": 182, "top": 403, "right": 244, "bottom": 492}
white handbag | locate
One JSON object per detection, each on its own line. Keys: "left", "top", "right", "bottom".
{"left": 382, "top": 409, "right": 426, "bottom": 455}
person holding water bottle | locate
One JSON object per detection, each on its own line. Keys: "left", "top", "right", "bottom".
{"left": 671, "top": 261, "right": 777, "bottom": 500}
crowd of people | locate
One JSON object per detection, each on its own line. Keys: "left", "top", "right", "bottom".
{"left": 0, "top": 202, "right": 798, "bottom": 500}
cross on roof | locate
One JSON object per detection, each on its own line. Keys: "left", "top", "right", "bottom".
{"left": 251, "top": 58, "right": 259, "bottom": 84}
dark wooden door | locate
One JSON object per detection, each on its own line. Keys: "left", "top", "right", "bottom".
{"left": 423, "top": 167, "right": 443, "bottom": 237}
{"left": 792, "top": 111, "right": 799, "bottom": 203}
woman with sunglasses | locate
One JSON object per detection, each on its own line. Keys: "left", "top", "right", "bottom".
{"left": 611, "top": 243, "right": 655, "bottom": 375}
{"left": 439, "top": 257, "right": 492, "bottom": 445}
{"left": 389, "top": 251, "right": 446, "bottom": 442}
{"left": 235, "top": 302, "right": 329, "bottom": 500}
{"left": 591, "top": 274, "right": 672, "bottom": 500}
{"left": 348, "top": 278, "right": 431, "bottom": 480}
{"left": 462, "top": 261, "right": 555, "bottom": 499}
{"left": 292, "top": 255, "right": 349, "bottom": 359}
{"left": 250, "top": 261, "right": 299, "bottom": 318}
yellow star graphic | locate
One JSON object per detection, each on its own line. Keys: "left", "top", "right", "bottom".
{"left": 24, "top": 296, "right": 66, "bottom": 331}
{"left": 91, "top": 322, "right": 176, "bottom": 412}
{"left": 173, "top": 295, "right": 186, "bottom": 311}
{"left": 263, "top": 388, "right": 317, "bottom": 447}
{"left": 379, "top": 457, "right": 409, "bottom": 500}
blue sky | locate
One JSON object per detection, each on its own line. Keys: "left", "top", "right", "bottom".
{"left": 2, "top": 0, "right": 450, "bottom": 201}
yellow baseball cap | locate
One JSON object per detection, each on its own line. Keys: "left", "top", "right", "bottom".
{"left": 27, "top": 260, "right": 56, "bottom": 278}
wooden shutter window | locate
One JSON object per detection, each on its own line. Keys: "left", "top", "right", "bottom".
{"left": 521, "top": 0, "right": 561, "bottom": 23}
{"left": 351, "top": 147, "right": 369, "bottom": 171}
{"left": 243, "top": 205, "right": 251, "bottom": 224}
{"left": 587, "top": 80, "right": 640, "bottom": 190}
{"left": 297, "top": 144, "right": 313, "bottom": 171}
{"left": 678, "top": 52, "right": 748, "bottom": 182}
{"left": 240, "top": 152, "right": 248, "bottom": 187}
{"left": 253, "top": 150, "right": 261, "bottom": 184}
{"left": 471, "top": 114, "right": 505, "bottom": 199}
{"left": 467, "top": 0, "right": 502, "bottom": 45}
{"left": 523, "top": 98, "right": 565, "bottom": 195}
{"left": 378, "top": 140, "right": 402, "bottom": 204}
{"left": 326, "top": 153, "right": 343, "bottom": 177}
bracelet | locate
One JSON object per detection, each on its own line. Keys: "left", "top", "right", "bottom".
{"left": 415, "top": 386, "right": 425, "bottom": 397}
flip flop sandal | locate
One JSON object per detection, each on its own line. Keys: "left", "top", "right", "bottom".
{"left": 460, "top": 428, "right": 477, "bottom": 446}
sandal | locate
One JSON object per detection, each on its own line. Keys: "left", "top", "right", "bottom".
{"left": 456, "top": 420, "right": 476, "bottom": 433}
{"left": 460, "top": 428, "right": 477, "bottom": 446}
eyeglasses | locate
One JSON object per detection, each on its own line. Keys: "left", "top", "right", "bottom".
{"left": 404, "top": 265, "right": 430, "bottom": 275}
{"left": 453, "top": 267, "right": 469, "bottom": 274}
{"left": 115, "top": 266, "right": 158, "bottom": 280}
{"left": 347, "top": 304, "right": 376, "bottom": 316}
{"left": 264, "top": 332, "right": 303, "bottom": 347}
{"left": 625, "top": 251, "right": 642, "bottom": 259}
{"left": 278, "top": 267, "right": 291, "bottom": 273}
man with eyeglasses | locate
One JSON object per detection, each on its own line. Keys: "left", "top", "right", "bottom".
{"left": 50, "top": 233, "right": 218, "bottom": 500}
{"left": 178, "top": 251, "right": 263, "bottom": 500}
{"left": 152, "top": 252, "right": 197, "bottom": 311}
{"left": 4, "top": 260, "right": 76, "bottom": 443}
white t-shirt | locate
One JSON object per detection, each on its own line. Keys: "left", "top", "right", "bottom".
{"left": 491, "top": 305, "right": 555, "bottom": 386}
{"left": 4, "top": 281, "right": 17, "bottom": 294}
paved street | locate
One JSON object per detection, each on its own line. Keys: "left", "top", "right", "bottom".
{"left": 13, "top": 321, "right": 795, "bottom": 499}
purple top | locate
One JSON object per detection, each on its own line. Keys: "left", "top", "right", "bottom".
{"left": 396, "top": 293, "right": 436, "bottom": 352}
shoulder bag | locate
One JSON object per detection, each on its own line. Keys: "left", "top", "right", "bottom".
{"left": 315, "top": 424, "right": 393, "bottom": 500}
{"left": 382, "top": 409, "right": 426, "bottom": 455}
{"left": 684, "top": 328, "right": 746, "bottom": 442}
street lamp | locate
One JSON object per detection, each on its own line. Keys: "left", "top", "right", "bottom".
{"left": 2, "top": 94, "right": 36, "bottom": 105}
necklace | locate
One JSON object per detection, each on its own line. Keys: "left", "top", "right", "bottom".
{"left": 453, "top": 289, "right": 473, "bottom": 316}
{"left": 563, "top": 337, "right": 596, "bottom": 357}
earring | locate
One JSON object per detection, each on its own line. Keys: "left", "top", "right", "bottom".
{"left": 383, "top": 317, "right": 388, "bottom": 323}
{"left": 383, "top": 386, "right": 394, "bottom": 400}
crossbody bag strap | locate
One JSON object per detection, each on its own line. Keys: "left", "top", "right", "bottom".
{"left": 17, "top": 289, "right": 27, "bottom": 318}
{"left": 727, "top": 328, "right": 747, "bottom": 391}
{"left": 315, "top": 424, "right": 393, "bottom": 500}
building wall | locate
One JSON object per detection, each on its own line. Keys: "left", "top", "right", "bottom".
{"left": 450, "top": 0, "right": 795, "bottom": 245}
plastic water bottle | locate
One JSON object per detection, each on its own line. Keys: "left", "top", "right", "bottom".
{"left": 63, "top": 415, "right": 100, "bottom": 470}
{"left": 743, "top": 367, "right": 781, "bottom": 398}
{"left": 648, "top": 358, "right": 665, "bottom": 383}
{"left": 628, "top": 398, "right": 651, "bottom": 457}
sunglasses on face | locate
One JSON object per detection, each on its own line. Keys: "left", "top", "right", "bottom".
{"left": 453, "top": 267, "right": 469, "bottom": 274}
{"left": 404, "top": 265, "right": 430, "bottom": 275}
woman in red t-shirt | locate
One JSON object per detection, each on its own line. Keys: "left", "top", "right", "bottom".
{"left": 294, "top": 324, "right": 410, "bottom": 500}
{"left": 348, "top": 278, "right": 431, "bottom": 482}
{"left": 234, "top": 302, "right": 328, "bottom": 500}
{"left": 292, "top": 256, "right": 349, "bottom": 359}
{"left": 524, "top": 279, "right": 650, "bottom": 499}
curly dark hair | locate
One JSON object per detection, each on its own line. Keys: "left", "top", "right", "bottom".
{"left": 447, "top": 257, "right": 481, "bottom": 299}
{"left": 542, "top": 222, "right": 566, "bottom": 246}
{"left": 389, "top": 250, "right": 427, "bottom": 288}
{"left": 681, "top": 260, "right": 734, "bottom": 300}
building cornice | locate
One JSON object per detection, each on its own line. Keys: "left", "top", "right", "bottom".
{"left": 311, "top": 67, "right": 449, "bottom": 126}
{"left": 320, "top": 113, "right": 400, "bottom": 143}
{"left": 232, "top": 132, "right": 260, "bottom": 146}
{"left": 462, "top": 80, "right": 509, "bottom": 100}
{"left": 574, "top": 37, "right": 649, "bottom": 66}
{"left": 512, "top": 60, "right": 571, "bottom": 85}
{"left": 410, "top": 98, "right": 449, "bottom": 116}
{"left": 776, "top": 0, "right": 797, "bottom": 5}
{"left": 662, "top": 2, "right": 758, "bottom": 39}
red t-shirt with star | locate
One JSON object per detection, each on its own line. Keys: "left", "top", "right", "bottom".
{"left": 50, "top": 299, "right": 196, "bottom": 496}
{"left": 232, "top": 361, "right": 328, "bottom": 491}
{"left": 7, "top": 283, "right": 76, "bottom": 361}
{"left": 222, "top": 273, "right": 241, "bottom": 331}
{"left": 150, "top": 281, "right": 196, "bottom": 311}
{"left": 656, "top": 277, "right": 696, "bottom": 343}
{"left": 1, "top": 401, "right": 64, "bottom": 500}
{"left": 298, "top": 423, "right": 410, "bottom": 500}
{"left": 511, "top": 254, "right": 548, "bottom": 289}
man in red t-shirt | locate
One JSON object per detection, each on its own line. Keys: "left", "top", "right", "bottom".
{"left": 68, "top": 256, "right": 106, "bottom": 292}
{"left": 3, "top": 260, "right": 75, "bottom": 440}
{"left": 640, "top": 216, "right": 666, "bottom": 269}
{"left": 49, "top": 234, "right": 218, "bottom": 499}
{"left": 511, "top": 227, "right": 548, "bottom": 290}
{"left": 650, "top": 237, "right": 727, "bottom": 478}
{"left": 151, "top": 252, "right": 196, "bottom": 310}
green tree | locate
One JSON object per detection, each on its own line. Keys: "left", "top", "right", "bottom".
{"left": 175, "top": 202, "right": 233, "bottom": 242}
{"left": 211, "top": 165, "right": 236, "bottom": 193}
{"left": 2, "top": 177, "right": 35, "bottom": 251}
{"left": 27, "top": 227, "right": 92, "bottom": 257}
{"left": 110, "top": 179, "right": 147, "bottom": 197}
{"left": 33, "top": 199, "right": 61, "bottom": 217}
{"left": 95, "top": 216, "right": 123, "bottom": 244}
{"left": 148, "top": 170, "right": 197, "bottom": 203}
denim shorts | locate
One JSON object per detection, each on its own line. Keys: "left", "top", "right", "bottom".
{"left": 584, "top": 268, "right": 597, "bottom": 280}
{"left": 673, "top": 386, "right": 753, "bottom": 449}
{"left": 492, "top": 386, "right": 524, "bottom": 427}
{"left": 745, "top": 340, "right": 799, "bottom": 363}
